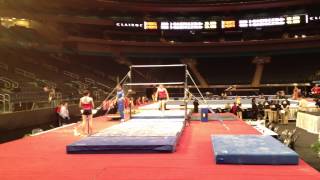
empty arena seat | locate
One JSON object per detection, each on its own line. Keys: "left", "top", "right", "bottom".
{"left": 211, "top": 135, "right": 299, "bottom": 165}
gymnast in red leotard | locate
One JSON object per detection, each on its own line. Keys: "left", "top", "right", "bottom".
{"left": 155, "top": 84, "right": 169, "bottom": 111}
{"left": 75, "top": 90, "right": 94, "bottom": 136}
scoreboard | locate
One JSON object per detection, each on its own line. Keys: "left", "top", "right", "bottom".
{"left": 114, "top": 13, "right": 319, "bottom": 31}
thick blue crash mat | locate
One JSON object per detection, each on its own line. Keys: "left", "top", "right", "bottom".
{"left": 67, "top": 136, "right": 178, "bottom": 153}
{"left": 211, "top": 135, "right": 299, "bottom": 165}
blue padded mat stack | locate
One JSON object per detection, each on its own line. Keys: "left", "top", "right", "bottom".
{"left": 67, "top": 136, "right": 178, "bottom": 153}
{"left": 67, "top": 110, "right": 187, "bottom": 154}
{"left": 211, "top": 135, "right": 299, "bottom": 165}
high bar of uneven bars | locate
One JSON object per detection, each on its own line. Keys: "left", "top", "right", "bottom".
{"left": 130, "top": 64, "right": 186, "bottom": 68}
{"left": 124, "top": 82, "right": 185, "bottom": 86}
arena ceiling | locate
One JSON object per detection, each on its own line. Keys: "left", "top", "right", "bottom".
{"left": 1, "top": 0, "right": 320, "bottom": 58}
{"left": 0, "top": 0, "right": 319, "bottom": 15}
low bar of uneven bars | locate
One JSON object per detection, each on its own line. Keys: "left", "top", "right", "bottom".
{"left": 124, "top": 82, "right": 185, "bottom": 86}
{"left": 130, "top": 64, "right": 186, "bottom": 68}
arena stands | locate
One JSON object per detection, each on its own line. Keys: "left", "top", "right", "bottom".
{"left": 0, "top": 49, "right": 127, "bottom": 113}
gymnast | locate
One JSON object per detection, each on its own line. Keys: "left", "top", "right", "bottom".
{"left": 75, "top": 90, "right": 94, "bottom": 136}
{"left": 115, "top": 84, "right": 125, "bottom": 122}
{"left": 155, "top": 84, "right": 169, "bottom": 111}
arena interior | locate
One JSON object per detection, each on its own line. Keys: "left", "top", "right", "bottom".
{"left": 0, "top": 0, "right": 320, "bottom": 179}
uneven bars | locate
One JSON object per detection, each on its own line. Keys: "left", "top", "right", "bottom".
{"left": 130, "top": 64, "right": 186, "bottom": 68}
{"left": 124, "top": 82, "right": 185, "bottom": 86}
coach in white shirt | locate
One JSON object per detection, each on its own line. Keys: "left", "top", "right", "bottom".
{"left": 59, "top": 102, "right": 70, "bottom": 121}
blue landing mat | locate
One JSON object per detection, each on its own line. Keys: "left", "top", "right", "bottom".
{"left": 211, "top": 135, "right": 299, "bottom": 165}
{"left": 67, "top": 136, "right": 177, "bottom": 153}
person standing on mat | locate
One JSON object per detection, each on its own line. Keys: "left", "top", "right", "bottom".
{"left": 155, "top": 84, "right": 169, "bottom": 111}
{"left": 115, "top": 84, "right": 125, "bottom": 122}
{"left": 78, "top": 90, "right": 94, "bottom": 136}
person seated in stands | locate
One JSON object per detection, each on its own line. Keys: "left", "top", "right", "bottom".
{"left": 230, "top": 102, "right": 238, "bottom": 115}
{"left": 275, "top": 101, "right": 282, "bottom": 122}
{"left": 220, "top": 92, "right": 227, "bottom": 99}
{"left": 155, "top": 84, "right": 169, "bottom": 111}
{"left": 263, "top": 97, "right": 271, "bottom": 121}
{"left": 311, "top": 84, "right": 320, "bottom": 98}
{"left": 292, "top": 86, "right": 301, "bottom": 100}
{"left": 193, "top": 99, "right": 199, "bottom": 113}
{"left": 276, "top": 91, "right": 281, "bottom": 99}
{"left": 271, "top": 100, "right": 281, "bottom": 123}
{"left": 59, "top": 102, "right": 70, "bottom": 125}
{"left": 43, "top": 86, "right": 50, "bottom": 92}
{"left": 257, "top": 102, "right": 264, "bottom": 120}
{"left": 205, "top": 91, "right": 211, "bottom": 99}
{"left": 251, "top": 98, "right": 258, "bottom": 121}
{"left": 236, "top": 103, "right": 243, "bottom": 119}
{"left": 280, "top": 98, "right": 290, "bottom": 124}
{"left": 276, "top": 91, "right": 285, "bottom": 99}
{"left": 279, "top": 90, "right": 286, "bottom": 99}
{"left": 269, "top": 100, "right": 277, "bottom": 123}
{"left": 258, "top": 93, "right": 264, "bottom": 99}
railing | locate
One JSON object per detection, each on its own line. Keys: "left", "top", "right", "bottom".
{"left": 42, "top": 63, "right": 59, "bottom": 73}
{"left": 38, "top": 79, "right": 57, "bottom": 88}
{"left": 50, "top": 54, "right": 71, "bottom": 64}
{"left": 0, "top": 79, "right": 12, "bottom": 89}
{"left": 108, "top": 75, "right": 117, "bottom": 82}
{"left": 0, "top": 93, "right": 11, "bottom": 113}
{"left": 84, "top": 77, "right": 95, "bottom": 84}
{"left": 22, "top": 57, "right": 39, "bottom": 65}
{"left": 0, "top": 77, "right": 19, "bottom": 89}
{"left": 93, "top": 70, "right": 105, "bottom": 78}
{"left": 63, "top": 71, "right": 80, "bottom": 80}
{"left": 14, "top": 68, "right": 36, "bottom": 79}
{"left": 96, "top": 82, "right": 112, "bottom": 89}
{"left": 0, "top": 62, "right": 9, "bottom": 71}
{"left": 71, "top": 80, "right": 88, "bottom": 89}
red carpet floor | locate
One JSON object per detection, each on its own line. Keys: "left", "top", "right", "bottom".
{"left": 0, "top": 116, "right": 319, "bottom": 180}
